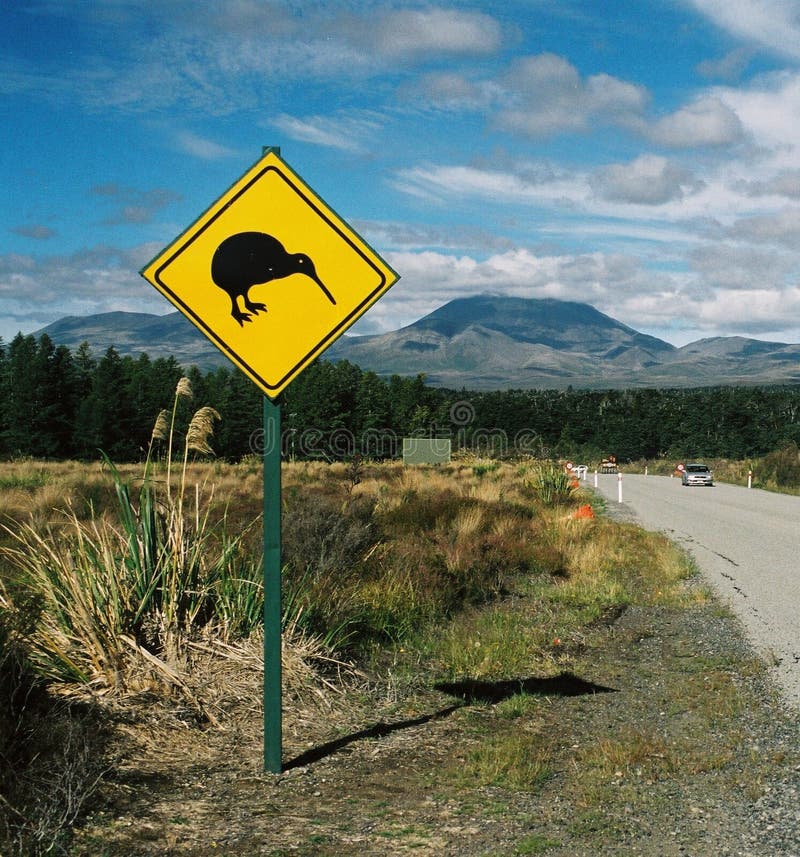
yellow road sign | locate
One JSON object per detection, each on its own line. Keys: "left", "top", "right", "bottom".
{"left": 140, "top": 148, "right": 399, "bottom": 398}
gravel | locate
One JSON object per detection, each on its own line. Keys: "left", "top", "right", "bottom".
{"left": 71, "top": 596, "right": 800, "bottom": 856}
{"left": 594, "top": 478, "right": 800, "bottom": 857}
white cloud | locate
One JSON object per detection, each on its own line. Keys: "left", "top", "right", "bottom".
{"left": 696, "top": 47, "right": 753, "bottom": 80}
{"left": 694, "top": 286, "right": 800, "bottom": 334}
{"left": 715, "top": 71, "right": 800, "bottom": 157}
{"left": 353, "top": 243, "right": 789, "bottom": 347}
{"left": 409, "top": 72, "right": 496, "bottom": 112}
{"left": 359, "top": 247, "right": 672, "bottom": 333}
{"left": 174, "top": 132, "right": 237, "bottom": 160}
{"left": 502, "top": 52, "right": 581, "bottom": 94}
{"left": 494, "top": 54, "right": 648, "bottom": 138}
{"left": 591, "top": 155, "right": 703, "bottom": 205}
{"left": 89, "top": 185, "right": 182, "bottom": 225}
{"left": 690, "top": 242, "right": 797, "bottom": 287}
{"left": 371, "top": 9, "right": 502, "bottom": 58}
{"left": 738, "top": 169, "right": 800, "bottom": 198}
{"left": 727, "top": 207, "right": 800, "bottom": 246}
{"left": 406, "top": 53, "right": 648, "bottom": 137}
{"left": 648, "top": 96, "right": 744, "bottom": 148}
{"left": 688, "top": 0, "right": 800, "bottom": 61}
{"left": 11, "top": 224, "right": 56, "bottom": 240}
{"left": 202, "top": 0, "right": 296, "bottom": 39}
{"left": 0, "top": 244, "right": 172, "bottom": 342}
{"left": 358, "top": 219, "right": 514, "bottom": 254}
{"left": 269, "top": 112, "right": 383, "bottom": 154}
{"left": 584, "top": 73, "right": 651, "bottom": 118}
{"left": 392, "top": 157, "right": 721, "bottom": 229}
{"left": 392, "top": 161, "right": 590, "bottom": 207}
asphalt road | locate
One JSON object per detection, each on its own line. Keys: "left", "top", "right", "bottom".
{"left": 590, "top": 471, "right": 800, "bottom": 709}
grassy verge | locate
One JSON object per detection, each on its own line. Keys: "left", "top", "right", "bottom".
{"left": 351, "top": 582, "right": 786, "bottom": 855}
{"left": 1, "top": 453, "right": 795, "bottom": 855}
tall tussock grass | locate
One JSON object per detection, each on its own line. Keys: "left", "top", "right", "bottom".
{"left": 0, "top": 379, "right": 259, "bottom": 708}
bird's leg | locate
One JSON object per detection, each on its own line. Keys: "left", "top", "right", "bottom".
{"left": 230, "top": 295, "right": 252, "bottom": 326}
{"left": 244, "top": 295, "right": 267, "bottom": 315}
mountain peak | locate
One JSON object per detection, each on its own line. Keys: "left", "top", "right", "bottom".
{"left": 399, "top": 295, "right": 674, "bottom": 355}
{"left": 31, "top": 295, "right": 800, "bottom": 389}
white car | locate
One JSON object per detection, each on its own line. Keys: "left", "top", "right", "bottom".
{"left": 681, "top": 463, "right": 714, "bottom": 487}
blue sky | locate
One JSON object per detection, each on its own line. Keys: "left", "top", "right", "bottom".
{"left": 5, "top": 0, "right": 800, "bottom": 348}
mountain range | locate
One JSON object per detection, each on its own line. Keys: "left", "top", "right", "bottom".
{"left": 33, "top": 296, "right": 800, "bottom": 390}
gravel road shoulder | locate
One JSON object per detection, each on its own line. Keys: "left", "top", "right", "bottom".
{"left": 71, "top": 577, "right": 800, "bottom": 856}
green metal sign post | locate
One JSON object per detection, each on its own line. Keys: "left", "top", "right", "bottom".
{"left": 262, "top": 396, "right": 282, "bottom": 772}
{"left": 140, "top": 146, "right": 398, "bottom": 775}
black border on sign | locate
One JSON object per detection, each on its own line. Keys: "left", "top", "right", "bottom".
{"left": 152, "top": 165, "right": 390, "bottom": 393}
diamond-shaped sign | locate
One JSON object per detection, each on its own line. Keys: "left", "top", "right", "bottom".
{"left": 140, "top": 148, "right": 399, "bottom": 398}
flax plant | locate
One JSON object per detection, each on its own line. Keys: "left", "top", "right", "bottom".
{"left": 0, "top": 381, "right": 259, "bottom": 696}
{"left": 525, "top": 462, "right": 577, "bottom": 506}
{"left": 103, "top": 391, "right": 228, "bottom": 663}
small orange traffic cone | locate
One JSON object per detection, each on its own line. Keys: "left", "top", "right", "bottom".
{"left": 572, "top": 504, "right": 594, "bottom": 519}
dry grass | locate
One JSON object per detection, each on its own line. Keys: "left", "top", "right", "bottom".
{"left": 1, "top": 451, "right": 742, "bottom": 857}
{"left": 0, "top": 457, "right": 575, "bottom": 729}
{"left": 0, "top": 456, "right": 700, "bottom": 711}
{"left": 455, "top": 725, "right": 555, "bottom": 791}
{"left": 574, "top": 730, "right": 678, "bottom": 785}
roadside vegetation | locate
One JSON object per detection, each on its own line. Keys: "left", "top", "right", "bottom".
{"left": 0, "top": 376, "right": 798, "bottom": 853}
{"left": 0, "top": 450, "right": 694, "bottom": 851}
{"left": 628, "top": 442, "right": 800, "bottom": 493}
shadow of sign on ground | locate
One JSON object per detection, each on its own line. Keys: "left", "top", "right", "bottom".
{"left": 283, "top": 671, "right": 616, "bottom": 770}
{"left": 433, "top": 672, "right": 617, "bottom": 704}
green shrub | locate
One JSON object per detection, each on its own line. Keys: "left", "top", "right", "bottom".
{"left": 524, "top": 463, "right": 577, "bottom": 506}
{"left": 280, "top": 493, "right": 379, "bottom": 649}
{"left": 0, "top": 470, "right": 50, "bottom": 490}
{"left": 760, "top": 442, "right": 800, "bottom": 488}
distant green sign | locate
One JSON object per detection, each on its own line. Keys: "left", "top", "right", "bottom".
{"left": 402, "top": 437, "right": 452, "bottom": 466}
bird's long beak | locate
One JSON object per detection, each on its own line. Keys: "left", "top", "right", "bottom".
{"left": 313, "top": 273, "right": 336, "bottom": 305}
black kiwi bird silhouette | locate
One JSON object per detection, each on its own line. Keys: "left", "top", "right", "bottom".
{"left": 211, "top": 231, "right": 336, "bottom": 326}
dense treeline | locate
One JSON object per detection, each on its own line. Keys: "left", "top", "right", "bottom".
{"left": 2, "top": 332, "right": 800, "bottom": 462}
{"left": 465, "top": 385, "right": 800, "bottom": 462}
